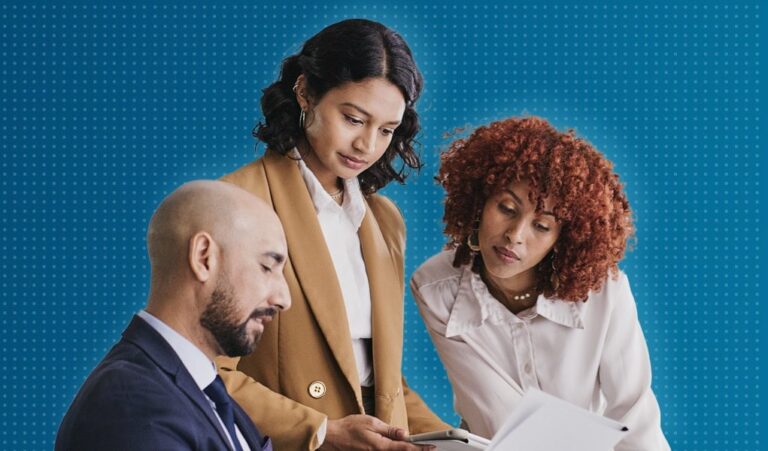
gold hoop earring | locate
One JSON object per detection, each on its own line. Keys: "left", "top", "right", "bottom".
{"left": 549, "top": 252, "right": 560, "bottom": 290}
{"left": 466, "top": 218, "right": 481, "bottom": 252}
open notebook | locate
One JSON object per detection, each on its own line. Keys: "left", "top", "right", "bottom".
{"left": 408, "top": 389, "right": 629, "bottom": 451}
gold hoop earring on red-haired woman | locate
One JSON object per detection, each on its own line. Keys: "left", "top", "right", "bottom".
{"left": 466, "top": 218, "right": 481, "bottom": 252}
{"left": 549, "top": 250, "right": 560, "bottom": 291}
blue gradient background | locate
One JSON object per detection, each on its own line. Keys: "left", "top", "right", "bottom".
{"left": 1, "top": 2, "right": 763, "bottom": 450}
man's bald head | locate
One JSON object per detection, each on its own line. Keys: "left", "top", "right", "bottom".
{"left": 146, "top": 180, "right": 282, "bottom": 282}
{"left": 144, "top": 180, "right": 290, "bottom": 360}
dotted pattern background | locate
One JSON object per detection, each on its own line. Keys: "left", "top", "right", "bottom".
{"left": 1, "top": 2, "right": 762, "bottom": 450}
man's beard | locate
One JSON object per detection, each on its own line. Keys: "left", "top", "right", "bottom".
{"left": 199, "top": 274, "right": 276, "bottom": 357}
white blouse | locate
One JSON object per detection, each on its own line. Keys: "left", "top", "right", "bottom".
{"left": 411, "top": 250, "right": 670, "bottom": 451}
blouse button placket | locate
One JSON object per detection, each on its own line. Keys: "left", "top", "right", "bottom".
{"left": 515, "top": 321, "right": 540, "bottom": 390}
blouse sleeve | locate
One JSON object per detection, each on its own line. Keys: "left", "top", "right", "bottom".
{"left": 598, "top": 273, "right": 671, "bottom": 451}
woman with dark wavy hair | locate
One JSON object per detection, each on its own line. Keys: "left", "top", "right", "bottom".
{"left": 412, "top": 116, "right": 670, "bottom": 450}
{"left": 218, "top": 19, "right": 448, "bottom": 451}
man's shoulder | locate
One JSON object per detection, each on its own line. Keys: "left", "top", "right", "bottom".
{"left": 72, "top": 339, "right": 178, "bottom": 407}
{"left": 56, "top": 339, "right": 198, "bottom": 450}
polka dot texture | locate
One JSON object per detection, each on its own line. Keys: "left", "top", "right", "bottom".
{"left": 1, "top": 3, "right": 761, "bottom": 450}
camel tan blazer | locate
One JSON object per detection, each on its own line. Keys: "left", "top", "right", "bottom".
{"left": 217, "top": 150, "right": 449, "bottom": 450}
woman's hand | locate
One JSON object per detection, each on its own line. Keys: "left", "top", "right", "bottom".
{"left": 319, "top": 414, "right": 435, "bottom": 451}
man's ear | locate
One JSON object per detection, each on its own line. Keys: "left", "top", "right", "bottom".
{"left": 188, "top": 231, "right": 217, "bottom": 283}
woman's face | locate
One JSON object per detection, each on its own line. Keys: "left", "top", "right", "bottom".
{"left": 478, "top": 180, "right": 562, "bottom": 291}
{"left": 296, "top": 76, "right": 406, "bottom": 190}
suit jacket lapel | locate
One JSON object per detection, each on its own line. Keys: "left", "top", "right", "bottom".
{"left": 262, "top": 151, "right": 362, "bottom": 395}
{"left": 124, "top": 316, "right": 234, "bottom": 449}
{"left": 174, "top": 370, "right": 237, "bottom": 449}
{"left": 233, "top": 402, "right": 266, "bottom": 451}
{"left": 359, "top": 202, "right": 403, "bottom": 423}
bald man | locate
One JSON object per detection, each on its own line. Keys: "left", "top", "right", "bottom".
{"left": 56, "top": 180, "right": 289, "bottom": 451}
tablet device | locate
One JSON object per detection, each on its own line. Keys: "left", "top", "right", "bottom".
{"left": 407, "top": 428, "right": 490, "bottom": 450}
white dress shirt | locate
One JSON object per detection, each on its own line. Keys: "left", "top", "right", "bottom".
{"left": 411, "top": 250, "right": 670, "bottom": 451}
{"left": 292, "top": 150, "right": 374, "bottom": 387}
{"left": 137, "top": 310, "right": 251, "bottom": 451}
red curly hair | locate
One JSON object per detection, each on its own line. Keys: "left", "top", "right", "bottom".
{"left": 439, "top": 116, "right": 635, "bottom": 302}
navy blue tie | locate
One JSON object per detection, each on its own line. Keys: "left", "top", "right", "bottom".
{"left": 204, "top": 375, "right": 244, "bottom": 451}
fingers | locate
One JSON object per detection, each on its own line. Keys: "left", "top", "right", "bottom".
{"left": 359, "top": 414, "right": 395, "bottom": 435}
{"left": 384, "top": 424, "right": 408, "bottom": 441}
{"left": 371, "top": 420, "right": 435, "bottom": 450}
{"left": 338, "top": 415, "right": 436, "bottom": 450}
{"left": 382, "top": 440, "right": 436, "bottom": 451}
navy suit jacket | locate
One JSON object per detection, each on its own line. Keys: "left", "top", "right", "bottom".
{"left": 56, "top": 315, "right": 270, "bottom": 451}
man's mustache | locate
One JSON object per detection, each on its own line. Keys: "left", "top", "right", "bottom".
{"left": 250, "top": 307, "right": 278, "bottom": 320}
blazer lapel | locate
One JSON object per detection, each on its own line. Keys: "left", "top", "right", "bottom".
{"left": 262, "top": 151, "right": 362, "bottom": 395}
{"left": 124, "top": 316, "right": 234, "bottom": 449}
{"left": 359, "top": 202, "right": 404, "bottom": 423}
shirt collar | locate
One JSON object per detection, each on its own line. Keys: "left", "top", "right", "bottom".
{"left": 137, "top": 310, "right": 217, "bottom": 391}
{"left": 289, "top": 148, "right": 366, "bottom": 230}
{"left": 444, "top": 264, "right": 585, "bottom": 338}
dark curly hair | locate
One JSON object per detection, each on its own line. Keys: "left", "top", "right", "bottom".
{"left": 254, "top": 19, "right": 424, "bottom": 193}
{"left": 438, "top": 116, "right": 635, "bottom": 302}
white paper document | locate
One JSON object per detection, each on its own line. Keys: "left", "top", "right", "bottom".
{"left": 487, "top": 389, "right": 629, "bottom": 451}
{"left": 410, "top": 389, "right": 629, "bottom": 451}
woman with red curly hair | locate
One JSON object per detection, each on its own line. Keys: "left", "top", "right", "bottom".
{"left": 411, "top": 116, "right": 669, "bottom": 450}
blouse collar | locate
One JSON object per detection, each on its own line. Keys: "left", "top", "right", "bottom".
{"left": 445, "top": 264, "right": 586, "bottom": 338}
{"left": 289, "top": 148, "right": 366, "bottom": 230}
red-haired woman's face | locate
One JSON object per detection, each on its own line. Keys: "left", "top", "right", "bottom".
{"left": 478, "top": 180, "right": 561, "bottom": 291}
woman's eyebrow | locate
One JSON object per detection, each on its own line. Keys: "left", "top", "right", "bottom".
{"left": 340, "top": 102, "right": 401, "bottom": 126}
{"left": 504, "top": 188, "right": 523, "bottom": 205}
{"left": 504, "top": 188, "right": 555, "bottom": 217}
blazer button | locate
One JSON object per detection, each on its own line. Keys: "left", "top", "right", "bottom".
{"left": 308, "top": 381, "right": 326, "bottom": 399}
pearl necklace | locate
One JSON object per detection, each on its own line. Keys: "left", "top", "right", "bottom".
{"left": 505, "top": 288, "right": 539, "bottom": 311}
{"left": 511, "top": 291, "right": 534, "bottom": 301}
